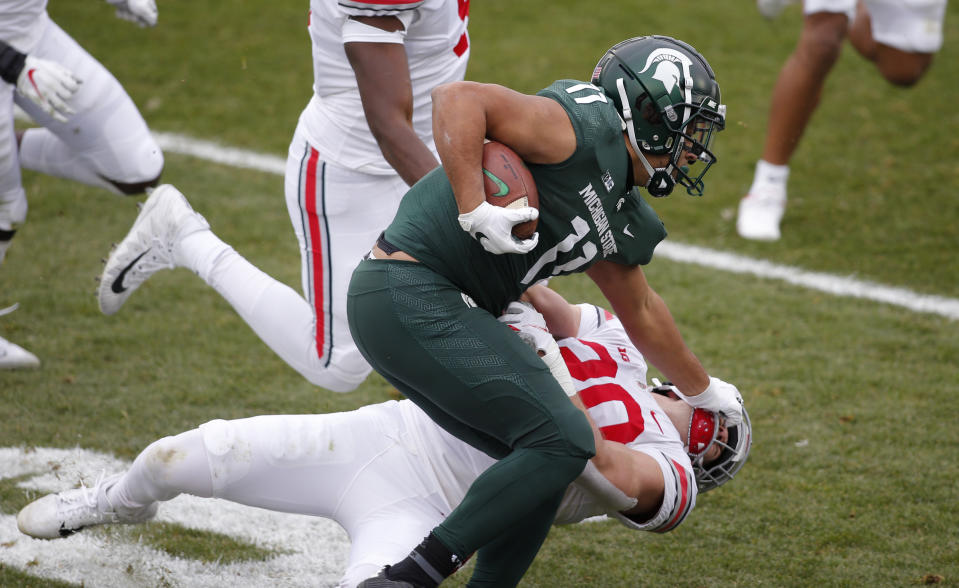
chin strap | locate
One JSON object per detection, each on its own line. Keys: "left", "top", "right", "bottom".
{"left": 615, "top": 77, "right": 675, "bottom": 197}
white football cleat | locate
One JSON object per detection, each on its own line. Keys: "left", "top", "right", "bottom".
{"left": 757, "top": 0, "right": 793, "bottom": 20}
{"left": 0, "top": 334, "right": 40, "bottom": 369}
{"left": 736, "top": 189, "right": 786, "bottom": 241}
{"left": 17, "top": 473, "right": 158, "bottom": 539}
{"left": 98, "top": 184, "right": 209, "bottom": 315}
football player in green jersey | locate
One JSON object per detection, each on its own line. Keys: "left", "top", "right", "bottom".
{"left": 349, "top": 35, "right": 742, "bottom": 588}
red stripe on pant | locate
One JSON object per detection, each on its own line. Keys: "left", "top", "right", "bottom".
{"left": 303, "top": 147, "right": 327, "bottom": 362}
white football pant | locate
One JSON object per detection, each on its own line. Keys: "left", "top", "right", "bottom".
{"left": 14, "top": 14, "right": 163, "bottom": 193}
{"left": 803, "top": 0, "right": 946, "bottom": 53}
{"left": 105, "top": 402, "right": 455, "bottom": 588}
{"left": 174, "top": 119, "right": 407, "bottom": 392}
{"left": 1, "top": 12, "right": 163, "bottom": 260}
{"left": 282, "top": 118, "right": 407, "bottom": 389}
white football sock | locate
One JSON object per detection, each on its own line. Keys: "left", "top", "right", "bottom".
{"left": 107, "top": 429, "right": 214, "bottom": 511}
{"left": 174, "top": 230, "right": 331, "bottom": 386}
{"left": 749, "top": 160, "right": 789, "bottom": 198}
{"left": 175, "top": 229, "right": 231, "bottom": 279}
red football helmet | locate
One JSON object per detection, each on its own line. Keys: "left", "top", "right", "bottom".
{"left": 687, "top": 408, "right": 719, "bottom": 457}
{"left": 690, "top": 405, "right": 752, "bottom": 493}
{"left": 652, "top": 381, "right": 752, "bottom": 493}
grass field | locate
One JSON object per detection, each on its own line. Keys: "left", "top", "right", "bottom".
{"left": 2, "top": 0, "right": 958, "bottom": 586}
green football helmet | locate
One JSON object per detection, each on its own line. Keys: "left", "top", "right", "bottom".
{"left": 591, "top": 35, "right": 726, "bottom": 197}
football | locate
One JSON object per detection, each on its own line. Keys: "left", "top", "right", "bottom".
{"left": 482, "top": 141, "right": 539, "bottom": 239}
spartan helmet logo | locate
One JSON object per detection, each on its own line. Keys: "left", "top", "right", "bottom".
{"left": 637, "top": 48, "right": 695, "bottom": 120}
{"left": 649, "top": 61, "right": 681, "bottom": 94}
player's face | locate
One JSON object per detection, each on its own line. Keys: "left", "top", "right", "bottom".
{"left": 641, "top": 143, "right": 699, "bottom": 179}
{"left": 702, "top": 422, "right": 728, "bottom": 464}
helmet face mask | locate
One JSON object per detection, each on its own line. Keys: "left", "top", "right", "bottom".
{"left": 591, "top": 35, "right": 726, "bottom": 197}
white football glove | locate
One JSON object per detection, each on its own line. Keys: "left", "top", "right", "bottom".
{"left": 674, "top": 376, "right": 744, "bottom": 426}
{"left": 107, "top": 0, "right": 158, "bottom": 27}
{"left": 458, "top": 201, "right": 539, "bottom": 255}
{"left": 498, "top": 301, "right": 576, "bottom": 397}
{"left": 498, "top": 301, "right": 552, "bottom": 354}
{"left": 16, "top": 56, "right": 81, "bottom": 123}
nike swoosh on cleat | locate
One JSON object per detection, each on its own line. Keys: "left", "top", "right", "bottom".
{"left": 111, "top": 249, "right": 151, "bottom": 294}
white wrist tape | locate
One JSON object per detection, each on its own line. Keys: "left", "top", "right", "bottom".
{"left": 541, "top": 344, "right": 576, "bottom": 397}
{"left": 673, "top": 377, "right": 717, "bottom": 408}
{"left": 575, "top": 461, "right": 638, "bottom": 512}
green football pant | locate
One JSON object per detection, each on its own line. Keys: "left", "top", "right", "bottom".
{"left": 347, "top": 259, "right": 595, "bottom": 585}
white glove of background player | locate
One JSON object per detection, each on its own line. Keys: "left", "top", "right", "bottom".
{"left": 107, "top": 0, "right": 158, "bottom": 27}
{"left": 674, "top": 377, "right": 744, "bottom": 426}
{"left": 16, "top": 56, "right": 81, "bottom": 123}
{"left": 458, "top": 201, "right": 539, "bottom": 255}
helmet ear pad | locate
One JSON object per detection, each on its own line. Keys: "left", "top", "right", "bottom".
{"left": 632, "top": 92, "right": 676, "bottom": 155}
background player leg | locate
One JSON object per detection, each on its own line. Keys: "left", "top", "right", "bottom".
{"left": 15, "top": 19, "right": 162, "bottom": 195}
{"left": 737, "top": 10, "right": 848, "bottom": 241}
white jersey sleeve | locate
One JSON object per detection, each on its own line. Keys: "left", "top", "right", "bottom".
{"left": 301, "top": 0, "right": 469, "bottom": 174}
{"left": 555, "top": 304, "right": 699, "bottom": 532}
{"left": 554, "top": 449, "right": 697, "bottom": 533}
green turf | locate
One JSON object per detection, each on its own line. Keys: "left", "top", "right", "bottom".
{"left": 3, "top": 0, "right": 958, "bottom": 586}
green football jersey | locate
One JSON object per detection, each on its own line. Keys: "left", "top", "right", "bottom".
{"left": 384, "top": 79, "right": 667, "bottom": 314}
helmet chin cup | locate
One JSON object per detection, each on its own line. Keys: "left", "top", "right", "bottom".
{"left": 646, "top": 170, "right": 675, "bottom": 197}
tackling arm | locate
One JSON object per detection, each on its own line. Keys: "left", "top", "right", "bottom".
{"left": 587, "top": 260, "right": 708, "bottom": 395}
{"left": 502, "top": 291, "right": 666, "bottom": 515}
{"left": 586, "top": 260, "right": 744, "bottom": 425}
{"left": 521, "top": 283, "right": 581, "bottom": 339}
{"left": 344, "top": 16, "right": 439, "bottom": 186}
{"left": 569, "top": 394, "right": 666, "bottom": 517}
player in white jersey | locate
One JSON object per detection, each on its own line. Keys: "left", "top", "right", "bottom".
{"left": 738, "top": 0, "right": 949, "bottom": 241}
{"left": 96, "top": 0, "right": 470, "bottom": 392}
{"left": 0, "top": 0, "right": 162, "bottom": 367}
{"left": 17, "top": 286, "right": 751, "bottom": 587}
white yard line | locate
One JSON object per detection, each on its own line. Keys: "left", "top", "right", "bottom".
{"left": 155, "top": 131, "right": 287, "bottom": 175}
{"left": 151, "top": 131, "right": 950, "bottom": 322}
{"left": 1, "top": 447, "right": 350, "bottom": 588}
{"left": 654, "top": 242, "right": 959, "bottom": 320}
